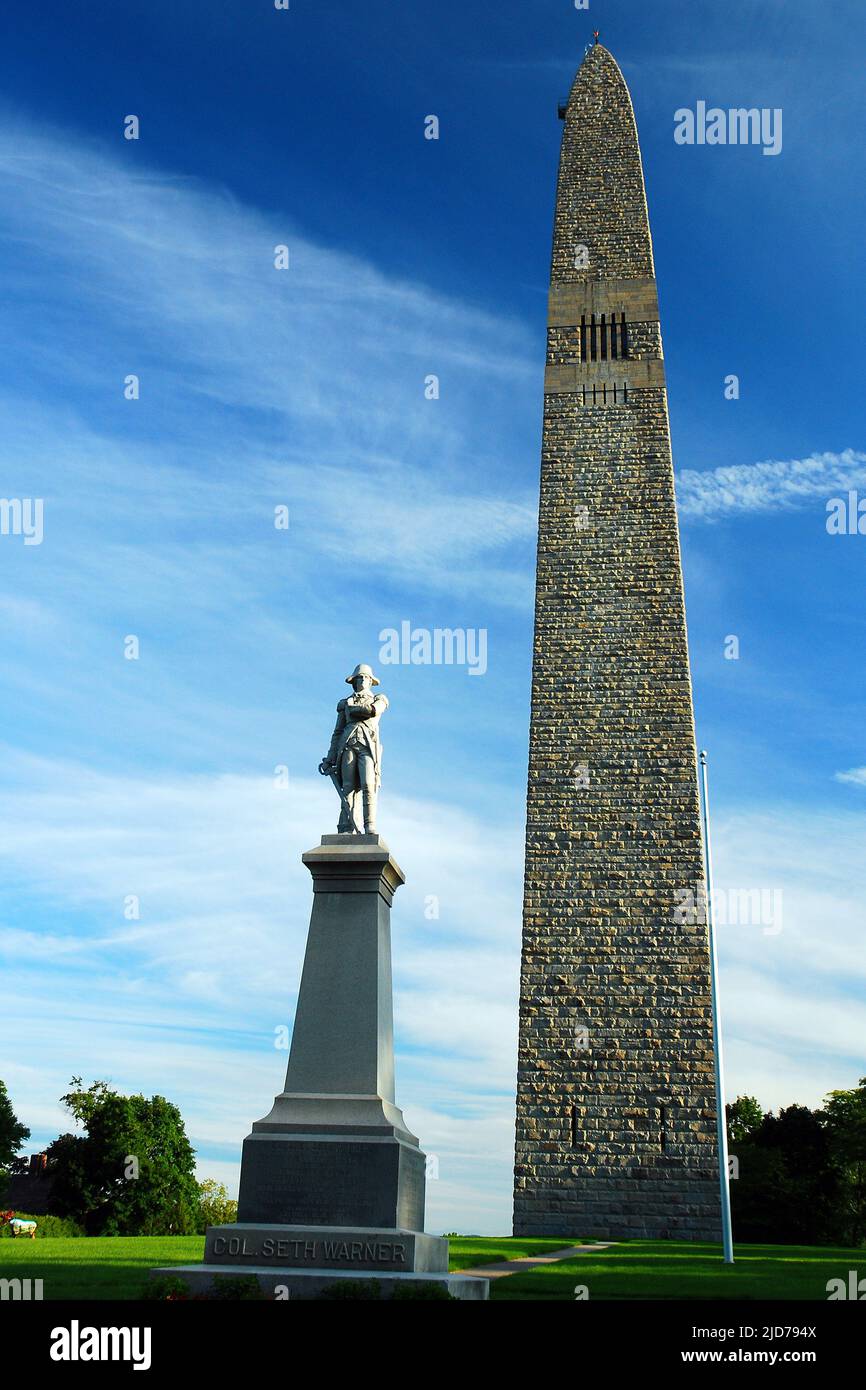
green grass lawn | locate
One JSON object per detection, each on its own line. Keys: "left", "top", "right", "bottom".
{"left": 0, "top": 1234, "right": 859, "bottom": 1300}
{"left": 0, "top": 1236, "right": 205, "bottom": 1300}
{"left": 488, "top": 1240, "right": 864, "bottom": 1301}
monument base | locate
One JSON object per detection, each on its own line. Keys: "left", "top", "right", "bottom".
{"left": 237, "top": 1130, "right": 425, "bottom": 1230}
{"left": 149, "top": 1264, "right": 488, "bottom": 1300}
{"left": 150, "top": 1222, "right": 488, "bottom": 1300}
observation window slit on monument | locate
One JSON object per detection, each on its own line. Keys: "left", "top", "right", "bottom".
{"left": 659, "top": 1103, "right": 667, "bottom": 1152}
{"left": 571, "top": 1106, "right": 579, "bottom": 1148}
{"left": 576, "top": 311, "right": 628, "bottom": 366}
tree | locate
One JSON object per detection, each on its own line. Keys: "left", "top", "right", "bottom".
{"left": 756, "top": 1104, "right": 839, "bottom": 1245}
{"left": 726, "top": 1095, "right": 764, "bottom": 1146}
{"left": 46, "top": 1078, "right": 200, "bottom": 1236}
{"left": 197, "top": 1179, "right": 238, "bottom": 1233}
{"left": 727, "top": 1144, "right": 790, "bottom": 1243}
{"left": 822, "top": 1078, "right": 866, "bottom": 1247}
{"left": 726, "top": 1098, "right": 842, "bottom": 1246}
{"left": 59, "top": 1077, "right": 116, "bottom": 1128}
{"left": 0, "top": 1080, "right": 30, "bottom": 1200}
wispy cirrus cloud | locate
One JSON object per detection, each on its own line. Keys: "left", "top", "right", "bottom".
{"left": 835, "top": 766, "right": 866, "bottom": 787}
{"left": 0, "top": 115, "right": 539, "bottom": 617}
{"left": 676, "top": 449, "right": 866, "bottom": 522}
{"left": 0, "top": 119, "right": 534, "bottom": 429}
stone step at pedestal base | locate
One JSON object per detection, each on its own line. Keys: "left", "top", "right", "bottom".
{"left": 150, "top": 1264, "right": 489, "bottom": 1301}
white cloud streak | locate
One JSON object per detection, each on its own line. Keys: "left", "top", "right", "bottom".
{"left": 835, "top": 767, "right": 866, "bottom": 787}
{"left": 677, "top": 449, "right": 866, "bottom": 522}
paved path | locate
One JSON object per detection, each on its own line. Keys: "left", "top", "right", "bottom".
{"left": 458, "top": 1242, "right": 616, "bottom": 1280}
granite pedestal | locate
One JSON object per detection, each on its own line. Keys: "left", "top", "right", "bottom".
{"left": 152, "top": 834, "right": 487, "bottom": 1300}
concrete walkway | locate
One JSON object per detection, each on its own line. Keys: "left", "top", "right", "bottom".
{"left": 458, "top": 1242, "right": 616, "bottom": 1280}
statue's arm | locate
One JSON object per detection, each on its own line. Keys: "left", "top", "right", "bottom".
{"left": 324, "top": 700, "right": 347, "bottom": 764}
{"left": 347, "top": 693, "right": 388, "bottom": 722}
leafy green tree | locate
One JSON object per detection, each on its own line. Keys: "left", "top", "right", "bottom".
{"left": 0, "top": 1080, "right": 30, "bottom": 1200}
{"left": 757, "top": 1104, "right": 839, "bottom": 1244}
{"left": 726, "top": 1095, "right": 764, "bottom": 1146}
{"left": 47, "top": 1078, "right": 200, "bottom": 1235}
{"left": 59, "top": 1077, "right": 116, "bottom": 1128}
{"left": 197, "top": 1178, "right": 238, "bottom": 1233}
{"left": 822, "top": 1078, "right": 866, "bottom": 1246}
{"left": 727, "top": 1099, "right": 841, "bottom": 1245}
{"left": 43, "top": 1131, "right": 94, "bottom": 1222}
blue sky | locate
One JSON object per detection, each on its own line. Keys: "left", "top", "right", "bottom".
{"left": 0, "top": 0, "right": 864, "bottom": 1235}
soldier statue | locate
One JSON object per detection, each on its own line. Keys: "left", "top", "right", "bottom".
{"left": 319, "top": 663, "right": 388, "bottom": 834}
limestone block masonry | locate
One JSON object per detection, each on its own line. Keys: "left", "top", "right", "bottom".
{"left": 513, "top": 44, "right": 722, "bottom": 1241}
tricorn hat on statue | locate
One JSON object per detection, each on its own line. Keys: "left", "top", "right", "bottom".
{"left": 345, "top": 662, "right": 380, "bottom": 686}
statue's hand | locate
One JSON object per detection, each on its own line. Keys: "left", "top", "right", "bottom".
{"left": 318, "top": 759, "right": 334, "bottom": 776}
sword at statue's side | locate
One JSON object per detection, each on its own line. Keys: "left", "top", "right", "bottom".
{"left": 318, "top": 758, "right": 354, "bottom": 825}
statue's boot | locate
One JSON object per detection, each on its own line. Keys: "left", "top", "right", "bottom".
{"left": 363, "top": 791, "right": 377, "bottom": 835}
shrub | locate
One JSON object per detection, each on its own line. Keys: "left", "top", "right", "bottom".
{"left": 318, "top": 1278, "right": 454, "bottom": 1300}
{"left": 318, "top": 1279, "right": 383, "bottom": 1300}
{"left": 145, "top": 1274, "right": 267, "bottom": 1301}
{"left": 0, "top": 1212, "right": 85, "bottom": 1239}
{"left": 391, "top": 1281, "right": 454, "bottom": 1300}
{"left": 144, "top": 1276, "right": 196, "bottom": 1301}
{"left": 207, "top": 1275, "right": 267, "bottom": 1301}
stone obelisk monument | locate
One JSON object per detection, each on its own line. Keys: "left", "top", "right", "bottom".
{"left": 155, "top": 666, "right": 487, "bottom": 1298}
{"left": 513, "top": 42, "right": 721, "bottom": 1240}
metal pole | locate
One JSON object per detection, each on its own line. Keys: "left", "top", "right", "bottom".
{"left": 699, "top": 749, "right": 735, "bottom": 1265}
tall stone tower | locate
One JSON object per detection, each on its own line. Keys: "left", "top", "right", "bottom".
{"left": 513, "top": 43, "right": 721, "bottom": 1240}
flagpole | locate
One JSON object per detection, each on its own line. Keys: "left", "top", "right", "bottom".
{"left": 699, "top": 749, "right": 735, "bottom": 1264}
